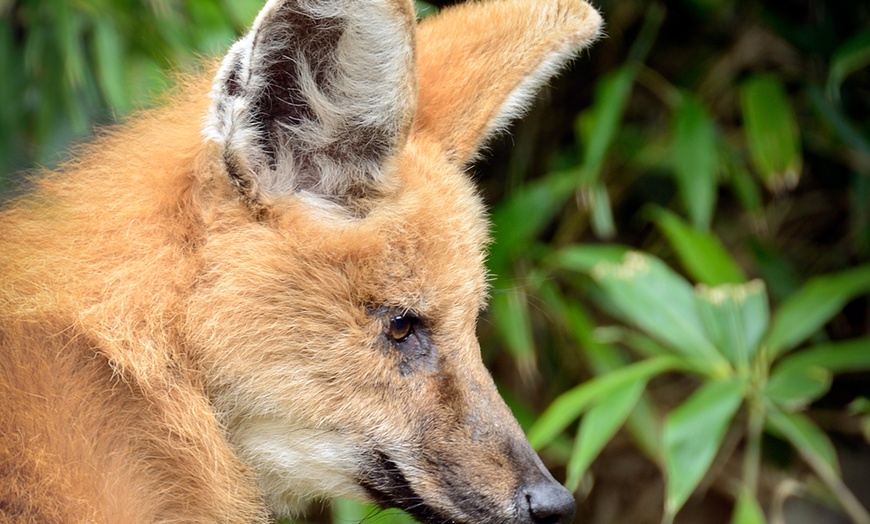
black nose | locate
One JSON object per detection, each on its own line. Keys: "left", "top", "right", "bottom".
{"left": 521, "top": 480, "right": 577, "bottom": 524}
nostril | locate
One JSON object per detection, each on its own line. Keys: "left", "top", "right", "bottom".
{"left": 524, "top": 480, "right": 577, "bottom": 524}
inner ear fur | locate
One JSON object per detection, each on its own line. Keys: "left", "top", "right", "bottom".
{"left": 205, "top": 0, "right": 417, "bottom": 209}
{"left": 413, "top": 0, "right": 603, "bottom": 166}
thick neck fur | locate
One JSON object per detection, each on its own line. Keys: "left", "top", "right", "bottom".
{"left": 0, "top": 78, "right": 269, "bottom": 524}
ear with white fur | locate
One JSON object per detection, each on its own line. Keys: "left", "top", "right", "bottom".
{"left": 413, "top": 0, "right": 602, "bottom": 165}
{"left": 205, "top": 0, "right": 417, "bottom": 209}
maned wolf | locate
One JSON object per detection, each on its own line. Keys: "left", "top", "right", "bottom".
{"left": 0, "top": 0, "right": 601, "bottom": 522}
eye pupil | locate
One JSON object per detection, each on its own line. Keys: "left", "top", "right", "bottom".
{"left": 390, "top": 315, "right": 414, "bottom": 342}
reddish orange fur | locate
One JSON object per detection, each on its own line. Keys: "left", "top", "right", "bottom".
{"left": 1, "top": 1, "right": 601, "bottom": 522}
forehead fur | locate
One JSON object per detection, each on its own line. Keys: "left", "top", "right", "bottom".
{"left": 258, "top": 135, "right": 491, "bottom": 318}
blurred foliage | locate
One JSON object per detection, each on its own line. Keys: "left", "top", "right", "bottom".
{"left": 2, "top": 0, "right": 870, "bottom": 523}
{"left": 0, "top": 0, "right": 262, "bottom": 185}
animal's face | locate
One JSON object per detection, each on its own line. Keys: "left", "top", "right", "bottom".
{"left": 184, "top": 0, "right": 601, "bottom": 522}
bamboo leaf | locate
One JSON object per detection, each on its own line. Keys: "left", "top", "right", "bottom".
{"left": 766, "top": 337, "right": 870, "bottom": 409}
{"left": 588, "top": 182, "right": 616, "bottom": 239}
{"left": 566, "top": 379, "right": 646, "bottom": 491}
{"left": 827, "top": 30, "right": 870, "bottom": 103}
{"left": 773, "top": 337, "right": 870, "bottom": 374}
{"left": 489, "top": 287, "right": 536, "bottom": 378}
{"left": 695, "top": 280, "right": 769, "bottom": 370}
{"left": 672, "top": 95, "right": 718, "bottom": 230}
{"left": 664, "top": 379, "right": 745, "bottom": 518}
{"left": 92, "top": 19, "right": 129, "bottom": 112}
{"left": 529, "top": 356, "right": 682, "bottom": 449}
{"left": 590, "top": 251, "right": 727, "bottom": 371}
{"left": 545, "top": 244, "right": 632, "bottom": 274}
{"left": 766, "top": 408, "right": 840, "bottom": 477}
{"left": 765, "top": 265, "right": 870, "bottom": 359}
{"left": 489, "top": 169, "right": 578, "bottom": 273}
{"left": 536, "top": 284, "right": 663, "bottom": 462}
{"left": 651, "top": 207, "right": 745, "bottom": 285}
{"left": 765, "top": 364, "right": 831, "bottom": 411}
{"left": 740, "top": 75, "right": 802, "bottom": 193}
{"left": 577, "top": 66, "right": 635, "bottom": 186}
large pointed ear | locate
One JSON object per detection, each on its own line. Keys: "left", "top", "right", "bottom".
{"left": 413, "top": 0, "right": 602, "bottom": 165}
{"left": 205, "top": 0, "right": 417, "bottom": 209}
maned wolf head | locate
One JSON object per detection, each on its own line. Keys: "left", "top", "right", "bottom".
{"left": 191, "top": 1, "right": 599, "bottom": 521}
{"left": 0, "top": 0, "right": 600, "bottom": 523}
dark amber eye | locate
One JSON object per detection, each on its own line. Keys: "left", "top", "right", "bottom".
{"left": 389, "top": 315, "right": 415, "bottom": 342}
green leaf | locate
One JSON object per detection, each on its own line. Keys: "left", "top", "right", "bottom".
{"left": 414, "top": 1, "right": 439, "bottom": 19}
{"left": 545, "top": 244, "right": 631, "bottom": 274}
{"left": 489, "top": 169, "right": 578, "bottom": 273}
{"left": 536, "top": 284, "right": 663, "bottom": 462}
{"left": 766, "top": 408, "right": 840, "bottom": 478}
{"left": 590, "top": 251, "right": 728, "bottom": 371}
{"left": 827, "top": 30, "right": 870, "bottom": 103}
{"left": 731, "top": 489, "right": 767, "bottom": 524}
{"left": 765, "top": 363, "right": 831, "bottom": 411}
{"left": 489, "top": 287, "right": 536, "bottom": 377}
{"left": 587, "top": 182, "right": 616, "bottom": 239}
{"left": 92, "top": 19, "right": 129, "bottom": 112}
{"left": 332, "top": 498, "right": 416, "bottom": 524}
{"left": 651, "top": 207, "right": 746, "bottom": 285}
{"left": 773, "top": 337, "right": 870, "bottom": 374}
{"left": 740, "top": 75, "right": 802, "bottom": 193}
{"left": 765, "top": 265, "right": 870, "bottom": 359}
{"left": 566, "top": 379, "right": 646, "bottom": 491}
{"left": 766, "top": 337, "right": 870, "bottom": 409}
{"left": 528, "top": 356, "right": 682, "bottom": 449}
{"left": 577, "top": 66, "right": 635, "bottom": 186}
{"left": 695, "top": 280, "right": 769, "bottom": 370}
{"left": 671, "top": 95, "right": 719, "bottom": 230}
{"left": 664, "top": 379, "right": 745, "bottom": 518}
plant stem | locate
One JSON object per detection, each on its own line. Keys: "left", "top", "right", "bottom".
{"left": 802, "top": 447, "right": 870, "bottom": 524}
{"left": 743, "top": 401, "right": 764, "bottom": 495}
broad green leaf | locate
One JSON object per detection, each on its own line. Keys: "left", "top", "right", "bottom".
{"left": 545, "top": 244, "right": 631, "bottom": 274}
{"left": 664, "top": 379, "right": 745, "bottom": 518}
{"left": 740, "top": 75, "right": 802, "bottom": 193}
{"left": 766, "top": 408, "right": 840, "bottom": 478}
{"left": 772, "top": 337, "right": 870, "bottom": 374}
{"left": 695, "top": 280, "right": 769, "bottom": 370}
{"left": 622, "top": 329, "right": 681, "bottom": 359}
{"left": 765, "top": 363, "right": 831, "bottom": 411}
{"left": 536, "top": 284, "right": 662, "bottom": 461}
{"left": 566, "top": 379, "right": 646, "bottom": 491}
{"left": 672, "top": 95, "right": 719, "bottom": 230}
{"left": 731, "top": 489, "right": 767, "bottom": 524}
{"left": 765, "top": 265, "right": 870, "bottom": 359}
{"left": 651, "top": 207, "right": 745, "bottom": 285}
{"left": 766, "top": 337, "right": 870, "bottom": 409}
{"left": 827, "top": 30, "right": 870, "bottom": 103}
{"left": 590, "top": 252, "right": 727, "bottom": 371}
{"left": 529, "top": 356, "right": 682, "bottom": 449}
